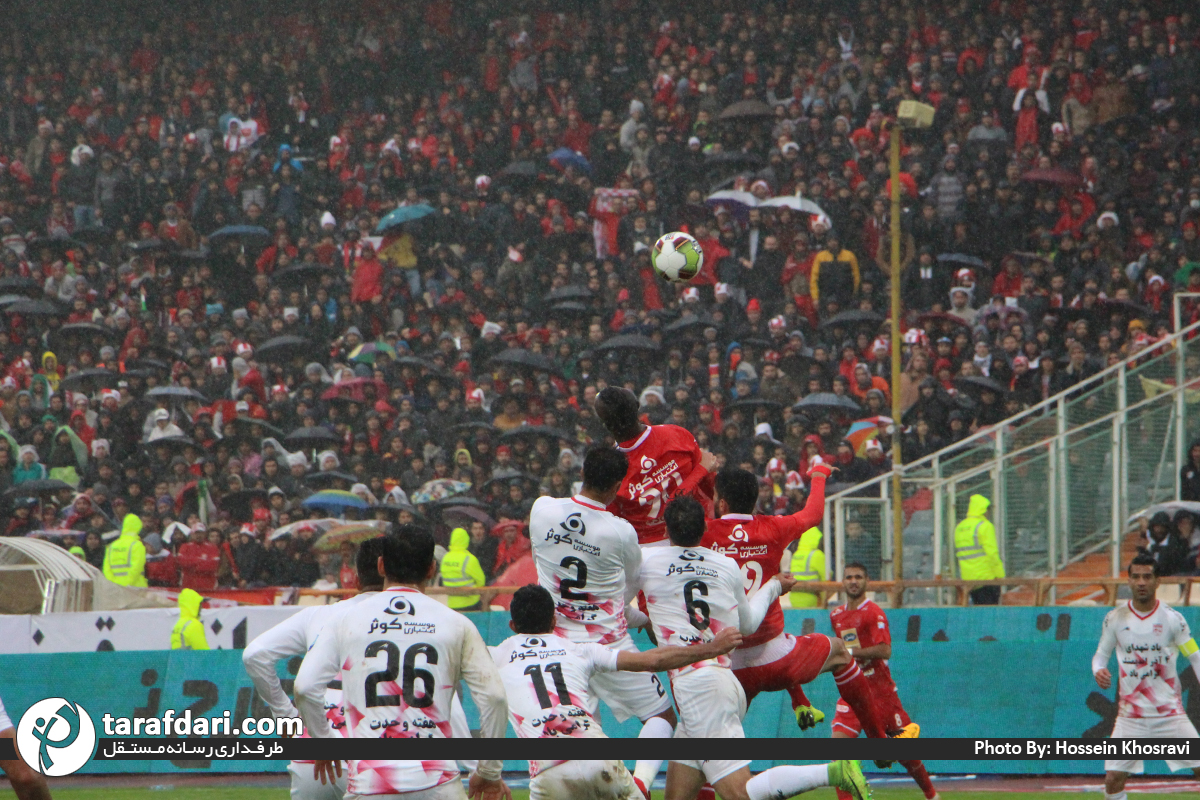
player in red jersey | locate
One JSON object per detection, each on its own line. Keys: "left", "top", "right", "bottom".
{"left": 701, "top": 466, "right": 892, "bottom": 740}
{"left": 594, "top": 387, "right": 716, "bottom": 546}
{"left": 831, "top": 563, "right": 936, "bottom": 800}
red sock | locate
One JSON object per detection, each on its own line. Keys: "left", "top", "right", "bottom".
{"left": 901, "top": 760, "right": 936, "bottom": 798}
{"left": 832, "top": 662, "right": 887, "bottom": 738}
{"left": 835, "top": 790, "right": 853, "bottom": 800}
{"left": 697, "top": 785, "right": 716, "bottom": 800}
{"left": 786, "top": 682, "right": 812, "bottom": 710}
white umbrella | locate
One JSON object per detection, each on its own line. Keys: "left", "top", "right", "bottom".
{"left": 270, "top": 517, "right": 341, "bottom": 541}
{"left": 1126, "top": 501, "right": 1200, "bottom": 528}
{"left": 760, "top": 195, "right": 827, "bottom": 216}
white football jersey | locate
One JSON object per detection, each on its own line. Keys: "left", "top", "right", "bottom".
{"left": 1094, "top": 600, "right": 1193, "bottom": 719}
{"left": 634, "top": 545, "right": 779, "bottom": 679}
{"left": 529, "top": 495, "right": 642, "bottom": 645}
{"left": 491, "top": 631, "right": 618, "bottom": 746}
{"left": 294, "top": 587, "right": 507, "bottom": 795}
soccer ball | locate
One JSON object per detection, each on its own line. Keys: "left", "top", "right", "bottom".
{"left": 651, "top": 231, "right": 704, "bottom": 283}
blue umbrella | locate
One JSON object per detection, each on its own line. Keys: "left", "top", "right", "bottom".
{"left": 375, "top": 205, "right": 436, "bottom": 233}
{"left": 301, "top": 489, "right": 369, "bottom": 512}
{"left": 209, "top": 225, "right": 272, "bottom": 244}
{"left": 548, "top": 147, "right": 592, "bottom": 175}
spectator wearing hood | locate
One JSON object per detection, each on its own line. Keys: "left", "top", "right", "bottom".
{"left": 1182, "top": 439, "right": 1200, "bottom": 502}
{"left": 144, "top": 533, "right": 179, "bottom": 587}
{"left": 178, "top": 524, "right": 220, "bottom": 590}
{"left": 1140, "top": 511, "right": 1190, "bottom": 577}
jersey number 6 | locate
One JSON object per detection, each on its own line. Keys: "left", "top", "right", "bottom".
{"left": 684, "top": 580, "right": 711, "bottom": 631}
{"left": 364, "top": 640, "right": 438, "bottom": 709}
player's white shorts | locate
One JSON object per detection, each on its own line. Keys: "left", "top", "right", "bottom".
{"left": 672, "top": 667, "right": 747, "bottom": 739}
{"left": 0, "top": 696, "right": 12, "bottom": 733}
{"left": 530, "top": 760, "right": 639, "bottom": 800}
{"left": 289, "top": 761, "right": 347, "bottom": 800}
{"left": 589, "top": 634, "right": 672, "bottom": 722}
{"left": 670, "top": 760, "right": 752, "bottom": 785}
{"left": 347, "top": 780, "right": 465, "bottom": 800}
{"left": 1105, "top": 714, "right": 1200, "bottom": 773}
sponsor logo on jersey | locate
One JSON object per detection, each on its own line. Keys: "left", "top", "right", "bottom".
{"left": 508, "top": 645, "right": 569, "bottom": 662}
{"left": 714, "top": 543, "right": 769, "bottom": 558}
{"left": 640, "top": 455, "right": 657, "bottom": 472}
{"left": 730, "top": 525, "right": 749, "bottom": 542}
{"left": 383, "top": 596, "right": 416, "bottom": 616}
{"left": 368, "top": 618, "right": 437, "bottom": 635}
{"left": 667, "top": 561, "right": 718, "bottom": 578}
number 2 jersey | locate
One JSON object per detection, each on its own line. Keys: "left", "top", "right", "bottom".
{"left": 294, "top": 587, "right": 508, "bottom": 795}
{"left": 634, "top": 545, "right": 780, "bottom": 679}
{"left": 1093, "top": 600, "right": 1198, "bottom": 719}
{"left": 700, "top": 478, "right": 826, "bottom": 648}
{"left": 529, "top": 494, "right": 643, "bottom": 645}
{"left": 610, "top": 425, "right": 713, "bottom": 545}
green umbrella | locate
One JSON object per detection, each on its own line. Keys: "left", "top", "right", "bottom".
{"left": 349, "top": 341, "right": 397, "bottom": 364}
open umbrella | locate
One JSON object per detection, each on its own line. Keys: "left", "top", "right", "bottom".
{"left": 1020, "top": 167, "right": 1083, "bottom": 188}
{"left": 820, "top": 310, "right": 884, "bottom": 330}
{"left": 725, "top": 399, "right": 784, "bottom": 417}
{"left": 411, "top": 479, "right": 472, "bottom": 505}
{"left": 255, "top": 335, "right": 315, "bottom": 363}
{"left": 208, "top": 225, "right": 272, "bottom": 245}
{"left": 25, "top": 238, "right": 86, "bottom": 258}
{"left": 349, "top": 341, "right": 397, "bottom": 363}
{"left": 312, "top": 521, "right": 389, "bottom": 553}
{"left": 845, "top": 419, "right": 889, "bottom": 455}
{"left": 705, "top": 190, "right": 759, "bottom": 218}
{"left": 305, "top": 470, "right": 358, "bottom": 488}
{"left": 60, "top": 368, "right": 120, "bottom": 392}
{"left": 490, "top": 349, "right": 562, "bottom": 376}
{"left": 447, "top": 422, "right": 497, "bottom": 440}
{"left": 129, "top": 237, "right": 176, "bottom": 253}
{"left": 663, "top": 314, "right": 714, "bottom": 334}
{"left": 936, "top": 253, "right": 986, "bottom": 268}
{"left": 284, "top": 426, "right": 341, "bottom": 448}
{"left": 52, "top": 322, "right": 122, "bottom": 344}
{"left": 375, "top": 205, "right": 436, "bottom": 233}
{"left": 495, "top": 160, "right": 541, "bottom": 186}
{"left": 5, "top": 479, "right": 74, "bottom": 498}
{"left": 271, "top": 262, "right": 343, "bottom": 285}
{"left": 440, "top": 505, "right": 497, "bottom": 531}
{"left": 955, "top": 375, "right": 1008, "bottom": 396}
{"left": 595, "top": 333, "right": 660, "bottom": 353}
{"left": 547, "top": 301, "right": 592, "bottom": 319}
{"left": 301, "top": 490, "right": 368, "bottom": 513}
{"left": 26, "top": 528, "right": 89, "bottom": 542}
{"left": 499, "top": 425, "right": 573, "bottom": 443}
{"left": 0, "top": 276, "right": 40, "bottom": 295}
{"left": 548, "top": 147, "right": 592, "bottom": 174}
{"left": 719, "top": 99, "right": 775, "bottom": 120}
{"left": 544, "top": 286, "right": 593, "bottom": 303}
{"left": 146, "top": 386, "right": 208, "bottom": 403}
{"left": 270, "top": 518, "right": 340, "bottom": 542}
{"left": 0, "top": 294, "right": 29, "bottom": 308}
{"left": 759, "top": 195, "right": 828, "bottom": 216}
{"left": 916, "top": 311, "right": 972, "bottom": 330}
{"left": 141, "top": 435, "right": 198, "bottom": 452}
{"left": 125, "top": 358, "right": 173, "bottom": 376}
{"left": 4, "top": 299, "right": 63, "bottom": 316}
{"left": 792, "top": 393, "right": 862, "bottom": 414}
{"left": 220, "top": 488, "right": 268, "bottom": 521}
{"left": 1126, "top": 501, "right": 1200, "bottom": 528}
{"left": 229, "top": 415, "right": 286, "bottom": 441}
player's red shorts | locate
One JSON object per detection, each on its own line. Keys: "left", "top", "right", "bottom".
{"left": 733, "top": 633, "right": 832, "bottom": 704}
{"left": 831, "top": 690, "right": 911, "bottom": 737}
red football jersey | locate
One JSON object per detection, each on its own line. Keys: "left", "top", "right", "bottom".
{"left": 701, "top": 492, "right": 824, "bottom": 648}
{"left": 608, "top": 424, "right": 712, "bottom": 545}
{"left": 829, "top": 599, "right": 895, "bottom": 690}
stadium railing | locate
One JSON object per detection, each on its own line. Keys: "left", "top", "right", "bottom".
{"left": 822, "top": 318, "right": 1200, "bottom": 606}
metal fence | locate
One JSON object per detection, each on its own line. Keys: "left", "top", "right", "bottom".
{"left": 821, "top": 319, "right": 1200, "bottom": 605}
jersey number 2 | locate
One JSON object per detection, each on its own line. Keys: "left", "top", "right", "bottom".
{"left": 524, "top": 662, "right": 570, "bottom": 709}
{"left": 364, "top": 640, "right": 437, "bottom": 709}
{"left": 559, "top": 556, "right": 589, "bottom": 600}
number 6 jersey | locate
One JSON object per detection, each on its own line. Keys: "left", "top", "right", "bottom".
{"left": 294, "top": 586, "right": 508, "bottom": 795}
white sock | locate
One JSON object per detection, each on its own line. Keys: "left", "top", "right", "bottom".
{"left": 746, "top": 765, "right": 830, "bottom": 799}
{"left": 633, "top": 758, "right": 665, "bottom": 787}
{"left": 638, "top": 717, "right": 674, "bottom": 738}
{"left": 1104, "top": 793, "right": 1127, "bottom": 800}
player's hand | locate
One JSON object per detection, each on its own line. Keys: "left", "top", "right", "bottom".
{"left": 467, "top": 774, "right": 512, "bottom": 800}
{"left": 1094, "top": 668, "right": 1112, "bottom": 690}
{"left": 313, "top": 760, "right": 342, "bottom": 785}
{"left": 710, "top": 626, "right": 743, "bottom": 654}
{"left": 809, "top": 462, "right": 835, "bottom": 480}
{"left": 774, "top": 573, "right": 800, "bottom": 594}
{"left": 700, "top": 449, "right": 718, "bottom": 472}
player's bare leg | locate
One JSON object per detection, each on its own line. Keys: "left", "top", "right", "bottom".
{"left": 632, "top": 707, "right": 678, "bottom": 798}
{"left": 1, "top": 728, "right": 53, "bottom": 800}
{"left": 817, "top": 637, "right": 888, "bottom": 738}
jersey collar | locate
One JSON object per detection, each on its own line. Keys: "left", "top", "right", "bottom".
{"left": 720, "top": 513, "right": 755, "bottom": 520}
{"left": 1127, "top": 599, "right": 1159, "bottom": 619}
{"left": 571, "top": 494, "right": 607, "bottom": 510}
{"left": 616, "top": 427, "right": 652, "bottom": 452}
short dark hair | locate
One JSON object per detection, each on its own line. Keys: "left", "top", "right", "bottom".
{"left": 595, "top": 387, "right": 640, "bottom": 439}
{"left": 381, "top": 525, "right": 435, "bottom": 583}
{"left": 582, "top": 447, "right": 628, "bottom": 493}
{"left": 510, "top": 584, "right": 556, "bottom": 634}
{"left": 664, "top": 495, "right": 707, "bottom": 547}
{"left": 844, "top": 561, "right": 870, "bottom": 579}
{"left": 715, "top": 467, "right": 758, "bottom": 515}
{"left": 1128, "top": 553, "right": 1159, "bottom": 577}
{"left": 356, "top": 536, "right": 385, "bottom": 589}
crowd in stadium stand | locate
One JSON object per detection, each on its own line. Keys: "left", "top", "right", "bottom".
{"left": 2, "top": 0, "right": 1200, "bottom": 588}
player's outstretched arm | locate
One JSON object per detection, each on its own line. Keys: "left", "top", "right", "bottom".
{"left": 616, "top": 626, "right": 743, "bottom": 672}
{"left": 736, "top": 574, "right": 796, "bottom": 634}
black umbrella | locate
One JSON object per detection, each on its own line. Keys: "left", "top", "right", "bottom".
{"left": 490, "top": 349, "right": 562, "bottom": 376}
{"left": 126, "top": 358, "right": 172, "bottom": 374}
{"left": 792, "top": 392, "right": 862, "bottom": 414}
{"left": 494, "top": 161, "right": 541, "bottom": 185}
{"left": 129, "top": 237, "right": 176, "bottom": 253}
{"left": 5, "top": 479, "right": 74, "bottom": 497}
{"left": 777, "top": 352, "right": 819, "bottom": 379}
{"left": 819, "top": 310, "right": 885, "bottom": 330}
{"left": 72, "top": 226, "right": 112, "bottom": 244}
{"left": 25, "top": 238, "right": 86, "bottom": 257}
{"left": 4, "top": 299, "right": 63, "bottom": 316}
{"left": 936, "top": 253, "right": 986, "bottom": 268}
{"left": 271, "top": 263, "right": 343, "bottom": 285}
{"left": 738, "top": 337, "right": 776, "bottom": 352}
{"left": 544, "top": 286, "right": 593, "bottom": 303}
{"left": 428, "top": 495, "right": 493, "bottom": 511}
{"left": 220, "top": 488, "right": 268, "bottom": 521}
{"left": 60, "top": 368, "right": 120, "bottom": 392}
{"left": 547, "top": 301, "right": 592, "bottom": 319}
{"left": 138, "top": 343, "right": 183, "bottom": 363}
{"left": 719, "top": 99, "right": 776, "bottom": 120}
{"left": 146, "top": 386, "right": 208, "bottom": 403}
{"left": 0, "top": 294, "right": 29, "bottom": 308}
{"left": 141, "top": 435, "right": 198, "bottom": 452}
{"left": 1101, "top": 299, "right": 1151, "bottom": 318}
{"left": 448, "top": 421, "right": 498, "bottom": 439}
{"left": 394, "top": 356, "right": 440, "bottom": 371}
{"left": 284, "top": 426, "right": 341, "bottom": 448}
{"left": 52, "top": 322, "right": 122, "bottom": 344}
{"left": 230, "top": 415, "right": 286, "bottom": 440}
{"left": 595, "top": 333, "right": 660, "bottom": 353}
{"left": 478, "top": 474, "right": 540, "bottom": 496}
{"left": 499, "top": 425, "right": 574, "bottom": 442}
{"left": 703, "top": 152, "right": 765, "bottom": 169}
{"left": 726, "top": 399, "right": 785, "bottom": 416}
{"left": 663, "top": 315, "right": 715, "bottom": 334}
{"left": 0, "top": 276, "right": 40, "bottom": 295}
{"left": 305, "top": 470, "right": 358, "bottom": 487}
{"left": 440, "top": 504, "right": 497, "bottom": 530}
{"left": 208, "top": 225, "right": 272, "bottom": 245}
{"left": 159, "top": 248, "right": 210, "bottom": 265}
{"left": 255, "top": 335, "right": 315, "bottom": 363}
{"left": 368, "top": 503, "right": 428, "bottom": 525}
{"left": 955, "top": 376, "right": 1008, "bottom": 396}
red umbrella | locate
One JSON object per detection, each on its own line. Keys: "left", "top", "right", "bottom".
{"left": 1020, "top": 167, "right": 1083, "bottom": 188}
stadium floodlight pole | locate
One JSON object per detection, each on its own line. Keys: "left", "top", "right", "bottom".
{"left": 887, "top": 102, "right": 934, "bottom": 603}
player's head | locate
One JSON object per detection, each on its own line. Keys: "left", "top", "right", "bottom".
{"left": 356, "top": 536, "right": 385, "bottom": 591}
{"left": 1126, "top": 553, "right": 1159, "bottom": 601}
{"left": 714, "top": 467, "right": 758, "bottom": 515}
{"left": 843, "top": 561, "right": 869, "bottom": 600}
{"left": 594, "top": 386, "right": 641, "bottom": 441}
{"left": 664, "top": 495, "right": 706, "bottom": 547}
{"left": 581, "top": 446, "right": 629, "bottom": 501}
{"left": 380, "top": 525, "right": 436, "bottom": 585}
{"left": 509, "top": 584, "right": 556, "bottom": 634}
